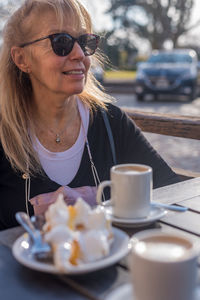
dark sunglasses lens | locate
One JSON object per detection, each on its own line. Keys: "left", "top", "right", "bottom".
{"left": 51, "top": 34, "right": 74, "bottom": 56}
{"left": 78, "top": 34, "right": 100, "bottom": 56}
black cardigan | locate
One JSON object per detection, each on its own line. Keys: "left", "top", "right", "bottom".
{"left": 0, "top": 104, "right": 179, "bottom": 229}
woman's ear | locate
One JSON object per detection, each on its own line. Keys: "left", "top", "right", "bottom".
{"left": 11, "top": 46, "right": 30, "bottom": 73}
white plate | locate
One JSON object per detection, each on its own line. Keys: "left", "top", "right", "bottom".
{"left": 104, "top": 204, "right": 167, "bottom": 228}
{"left": 12, "top": 227, "right": 131, "bottom": 275}
{"left": 105, "top": 283, "right": 200, "bottom": 300}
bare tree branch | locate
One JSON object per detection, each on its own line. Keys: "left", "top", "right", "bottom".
{"left": 108, "top": 0, "right": 196, "bottom": 49}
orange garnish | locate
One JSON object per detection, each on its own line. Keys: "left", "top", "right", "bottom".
{"left": 76, "top": 224, "right": 85, "bottom": 231}
{"left": 68, "top": 206, "right": 77, "bottom": 230}
{"left": 69, "top": 240, "right": 80, "bottom": 265}
{"left": 44, "top": 224, "right": 51, "bottom": 232}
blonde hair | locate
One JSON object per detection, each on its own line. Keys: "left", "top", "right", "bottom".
{"left": 0, "top": 0, "right": 112, "bottom": 176}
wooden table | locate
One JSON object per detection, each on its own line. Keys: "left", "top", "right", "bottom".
{"left": 1, "top": 177, "right": 200, "bottom": 300}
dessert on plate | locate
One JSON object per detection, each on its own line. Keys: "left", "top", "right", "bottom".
{"left": 42, "top": 194, "right": 113, "bottom": 271}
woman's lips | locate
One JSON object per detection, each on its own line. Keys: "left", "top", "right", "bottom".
{"left": 63, "top": 70, "right": 84, "bottom": 75}
{"left": 62, "top": 70, "right": 85, "bottom": 79}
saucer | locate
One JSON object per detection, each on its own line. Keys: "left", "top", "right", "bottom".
{"left": 105, "top": 283, "right": 200, "bottom": 300}
{"left": 103, "top": 203, "right": 167, "bottom": 228}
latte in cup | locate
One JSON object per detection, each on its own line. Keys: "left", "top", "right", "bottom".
{"left": 116, "top": 165, "right": 149, "bottom": 174}
{"left": 96, "top": 164, "right": 152, "bottom": 219}
{"left": 130, "top": 230, "right": 199, "bottom": 300}
{"left": 134, "top": 235, "right": 191, "bottom": 262}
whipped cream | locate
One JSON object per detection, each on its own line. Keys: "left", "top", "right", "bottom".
{"left": 44, "top": 224, "right": 74, "bottom": 244}
{"left": 87, "top": 206, "right": 109, "bottom": 230}
{"left": 53, "top": 243, "right": 73, "bottom": 271}
{"left": 79, "top": 230, "right": 110, "bottom": 262}
{"left": 44, "top": 194, "right": 69, "bottom": 230}
{"left": 43, "top": 196, "right": 113, "bottom": 271}
{"left": 73, "top": 197, "right": 91, "bottom": 228}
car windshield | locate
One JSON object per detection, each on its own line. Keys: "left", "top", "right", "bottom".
{"left": 148, "top": 53, "right": 193, "bottom": 64}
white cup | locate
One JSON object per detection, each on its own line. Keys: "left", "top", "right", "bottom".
{"left": 96, "top": 164, "right": 152, "bottom": 219}
{"left": 130, "top": 229, "right": 199, "bottom": 300}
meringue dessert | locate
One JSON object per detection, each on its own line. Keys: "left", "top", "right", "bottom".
{"left": 43, "top": 194, "right": 113, "bottom": 272}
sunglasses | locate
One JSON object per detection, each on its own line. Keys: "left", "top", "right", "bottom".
{"left": 20, "top": 33, "right": 100, "bottom": 57}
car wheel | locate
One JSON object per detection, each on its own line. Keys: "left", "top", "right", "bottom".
{"left": 137, "top": 95, "right": 144, "bottom": 101}
{"left": 154, "top": 94, "right": 159, "bottom": 101}
{"left": 189, "top": 86, "right": 196, "bottom": 101}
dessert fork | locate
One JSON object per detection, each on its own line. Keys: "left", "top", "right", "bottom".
{"left": 15, "top": 212, "right": 52, "bottom": 260}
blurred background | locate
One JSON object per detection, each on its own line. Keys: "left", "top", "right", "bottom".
{"left": 1, "top": 0, "right": 200, "bottom": 174}
{"left": 81, "top": 0, "right": 200, "bottom": 175}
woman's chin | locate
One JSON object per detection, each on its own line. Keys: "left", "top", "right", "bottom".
{"left": 61, "top": 89, "right": 84, "bottom": 98}
{"left": 67, "top": 86, "right": 85, "bottom": 96}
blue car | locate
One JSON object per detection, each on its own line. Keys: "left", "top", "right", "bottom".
{"left": 135, "top": 49, "right": 198, "bottom": 101}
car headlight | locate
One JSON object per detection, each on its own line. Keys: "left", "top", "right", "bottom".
{"left": 136, "top": 69, "right": 146, "bottom": 80}
{"left": 181, "top": 67, "right": 197, "bottom": 80}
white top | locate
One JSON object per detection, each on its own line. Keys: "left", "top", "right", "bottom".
{"left": 33, "top": 99, "right": 90, "bottom": 185}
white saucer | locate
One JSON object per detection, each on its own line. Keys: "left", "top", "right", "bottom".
{"left": 103, "top": 203, "right": 167, "bottom": 228}
{"left": 105, "top": 283, "right": 200, "bottom": 300}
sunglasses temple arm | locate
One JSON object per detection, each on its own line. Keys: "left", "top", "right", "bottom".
{"left": 20, "top": 35, "right": 50, "bottom": 48}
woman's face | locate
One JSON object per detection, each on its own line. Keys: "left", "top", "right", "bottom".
{"left": 25, "top": 10, "right": 91, "bottom": 100}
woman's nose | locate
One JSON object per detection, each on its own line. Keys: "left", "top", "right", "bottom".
{"left": 68, "top": 42, "right": 85, "bottom": 60}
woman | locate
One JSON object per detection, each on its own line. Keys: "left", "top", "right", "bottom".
{"left": 0, "top": 0, "right": 179, "bottom": 230}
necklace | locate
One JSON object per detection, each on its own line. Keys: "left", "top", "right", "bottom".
{"left": 49, "top": 116, "right": 80, "bottom": 144}
{"left": 49, "top": 129, "right": 67, "bottom": 144}
{"left": 56, "top": 134, "right": 61, "bottom": 144}
{"left": 36, "top": 100, "right": 78, "bottom": 144}
{"left": 37, "top": 121, "right": 72, "bottom": 144}
{"left": 42, "top": 116, "right": 79, "bottom": 144}
{"left": 35, "top": 124, "right": 67, "bottom": 144}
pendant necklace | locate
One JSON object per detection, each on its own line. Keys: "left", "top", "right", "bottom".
{"left": 35, "top": 124, "right": 67, "bottom": 144}
{"left": 49, "top": 127, "right": 68, "bottom": 144}
{"left": 55, "top": 133, "right": 63, "bottom": 144}
{"left": 56, "top": 135, "right": 60, "bottom": 143}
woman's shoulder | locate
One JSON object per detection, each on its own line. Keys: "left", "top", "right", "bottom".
{"left": 102, "top": 102, "right": 136, "bottom": 128}
{"left": 104, "top": 102, "right": 123, "bottom": 115}
{"left": 91, "top": 102, "right": 138, "bottom": 138}
{"left": 94, "top": 102, "right": 127, "bottom": 122}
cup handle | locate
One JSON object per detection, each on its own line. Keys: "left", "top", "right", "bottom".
{"left": 97, "top": 180, "right": 113, "bottom": 205}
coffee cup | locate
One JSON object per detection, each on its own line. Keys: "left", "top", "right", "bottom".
{"left": 96, "top": 164, "right": 152, "bottom": 219}
{"left": 130, "top": 229, "right": 199, "bottom": 300}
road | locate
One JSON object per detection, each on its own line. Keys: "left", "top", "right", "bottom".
{"left": 111, "top": 93, "right": 200, "bottom": 174}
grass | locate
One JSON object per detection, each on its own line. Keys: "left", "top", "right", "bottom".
{"left": 104, "top": 70, "right": 136, "bottom": 81}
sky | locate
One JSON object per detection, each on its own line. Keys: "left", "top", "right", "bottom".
{"left": 79, "top": 0, "right": 113, "bottom": 31}
{"left": 191, "top": 0, "right": 200, "bottom": 24}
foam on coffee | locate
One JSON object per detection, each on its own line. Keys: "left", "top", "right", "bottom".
{"left": 115, "top": 165, "right": 149, "bottom": 174}
{"left": 134, "top": 236, "right": 191, "bottom": 262}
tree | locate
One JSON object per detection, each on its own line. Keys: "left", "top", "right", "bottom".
{"left": 108, "top": 0, "right": 200, "bottom": 49}
{"left": 99, "top": 29, "right": 138, "bottom": 69}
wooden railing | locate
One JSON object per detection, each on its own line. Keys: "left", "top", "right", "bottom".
{"left": 123, "top": 107, "right": 200, "bottom": 179}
